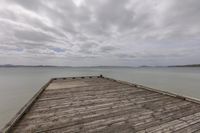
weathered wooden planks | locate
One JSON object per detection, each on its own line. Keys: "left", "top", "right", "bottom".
{"left": 2, "top": 76, "right": 200, "bottom": 133}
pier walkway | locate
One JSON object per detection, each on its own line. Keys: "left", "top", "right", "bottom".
{"left": 2, "top": 76, "right": 200, "bottom": 133}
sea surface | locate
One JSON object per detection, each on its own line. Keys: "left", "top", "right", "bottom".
{"left": 0, "top": 67, "right": 200, "bottom": 129}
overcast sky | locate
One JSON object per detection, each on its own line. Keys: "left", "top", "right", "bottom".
{"left": 0, "top": 0, "right": 200, "bottom": 66}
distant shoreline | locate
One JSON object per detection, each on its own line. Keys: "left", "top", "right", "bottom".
{"left": 0, "top": 64, "right": 200, "bottom": 68}
{"left": 168, "top": 64, "right": 200, "bottom": 67}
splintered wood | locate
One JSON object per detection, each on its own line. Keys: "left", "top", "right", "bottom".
{"left": 4, "top": 76, "right": 200, "bottom": 133}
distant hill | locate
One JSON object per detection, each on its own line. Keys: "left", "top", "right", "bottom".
{"left": 0, "top": 64, "right": 135, "bottom": 68}
{"left": 0, "top": 64, "right": 72, "bottom": 67}
{"left": 0, "top": 64, "right": 200, "bottom": 68}
{"left": 168, "top": 64, "right": 200, "bottom": 67}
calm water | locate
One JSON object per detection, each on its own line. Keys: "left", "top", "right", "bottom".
{"left": 0, "top": 67, "right": 200, "bottom": 129}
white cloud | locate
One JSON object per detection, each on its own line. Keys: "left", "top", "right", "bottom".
{"left": 0, "top": 0, "right": 200, "bottom": 66}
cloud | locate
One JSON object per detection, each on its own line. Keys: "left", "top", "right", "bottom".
{"left": 100, "top": 46, "right": 118, "bottom": 53}
{"left": 115, "top": 53, "right": 136, "bottom": 59}
{"left": 78, "top": 41, "right": 98, "bottom": 54}
{"left": 0, "top": 0, "right": 200, "bottom": 66}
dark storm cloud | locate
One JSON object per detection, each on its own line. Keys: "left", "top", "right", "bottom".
{"left": 0, "top": 0, "right": 200, "bottom": 66}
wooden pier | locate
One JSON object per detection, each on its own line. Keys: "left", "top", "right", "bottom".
{"left": 2, "top": 76, "right": 200, "bottom": 133}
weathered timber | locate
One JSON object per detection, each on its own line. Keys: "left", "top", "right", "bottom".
{"left": 1, "top": 76, "right": 200, "bottom": 133}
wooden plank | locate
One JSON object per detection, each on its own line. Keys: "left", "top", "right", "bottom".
{"left": 193, "top": 129, "right": 200, "bottom": 133}
{"left": 1, "top": 76, "right": 99, "bottom": 133}
{"left": 134, "top": 103, "right": 200, "bottom": 131}
{"left": 1, "top": 78, "right": 54, "bottom": 133}
{"left": 104, "top": 77, "right": 200, "bottom": 104}
{"left": 137, "top": 112, "right": 200, "bottom": 133}
{"left": 2, "top": 75, "right": 200, "bottom": 133}
{"left": 13, "top": 96, "right": 171, "bottom": 129}
{"left": 33, "top": 99, "right": 185, "bottom": 133}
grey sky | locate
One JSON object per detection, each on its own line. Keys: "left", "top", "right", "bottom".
{"left": 0, "top": 0, "right": 200, "bottom": 66}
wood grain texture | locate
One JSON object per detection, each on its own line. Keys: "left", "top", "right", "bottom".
{"left": 3, "top": 76, "right": 200, "bottom": 133}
